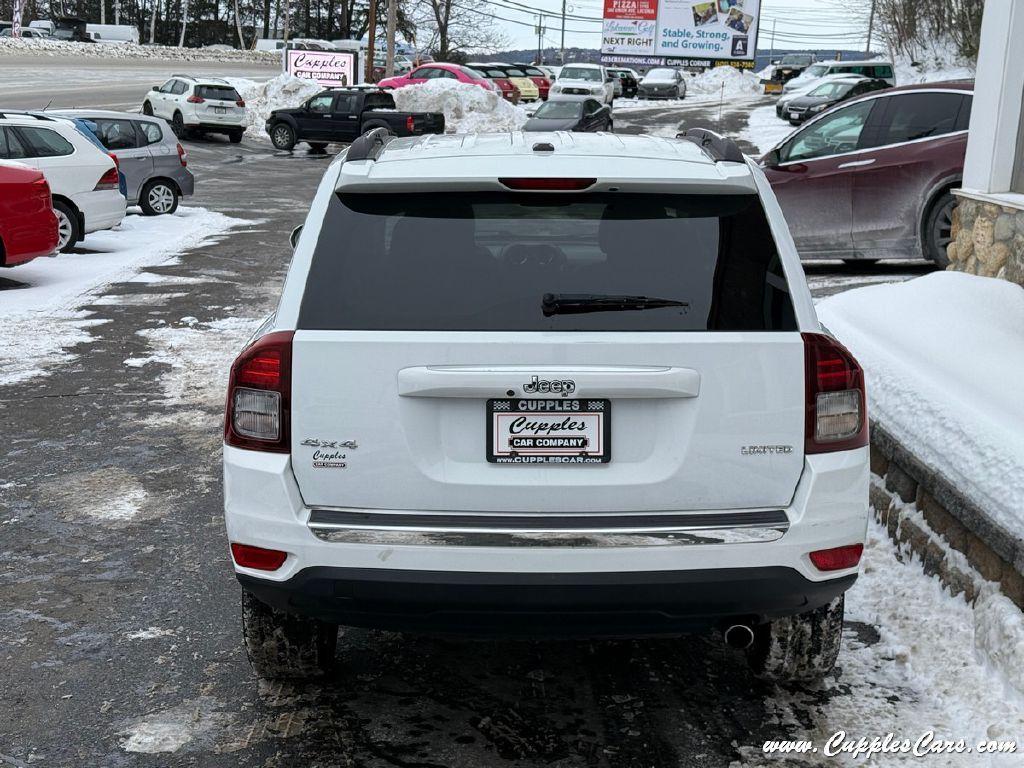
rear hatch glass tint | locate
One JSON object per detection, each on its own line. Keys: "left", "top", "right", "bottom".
{"left": 196, "top": 85, "right": 241, "bottom": 101}
{"left": 298, "top": 192, "right": 796, "bottom": 332}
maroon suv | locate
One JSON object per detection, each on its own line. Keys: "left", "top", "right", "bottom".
{"left": 760, "top": 80, "right": 973, "bottom": 265}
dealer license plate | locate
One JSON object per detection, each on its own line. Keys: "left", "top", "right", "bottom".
{"left": 486, "top": 398, "right": 610, "bottom": 464}
{"left": 214, "top": 107, "right": 227, "bottom": 114}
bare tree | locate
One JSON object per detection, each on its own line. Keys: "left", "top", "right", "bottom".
{"left": 409, "top": 0, "right": 506, "bottom": 59}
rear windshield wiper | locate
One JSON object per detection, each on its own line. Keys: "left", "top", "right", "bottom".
{"left": 542, "top": 293, "right": 690, "bottom": 316}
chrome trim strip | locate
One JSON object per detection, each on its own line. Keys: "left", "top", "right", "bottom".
{"left": 306, "top": 508, "right": 789, "bottom": 548}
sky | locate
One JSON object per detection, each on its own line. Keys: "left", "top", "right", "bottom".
{"left": 494, "top": 0, "right": 872, "bottom": 53}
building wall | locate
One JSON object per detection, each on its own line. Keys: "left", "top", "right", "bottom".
{"left": 947, "top": 193, "right": 1024, "bottom": 285}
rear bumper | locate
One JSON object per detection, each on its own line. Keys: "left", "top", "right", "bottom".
{"left": 239, "top": 566, "right": 856, "bottom": 636}
{"left": 74, "top": 190, "right": 126, "bottom": 234}
{"left": 224, "top": 446, "right": 869, "bottom": 634}
{"left": 186, "top": 118, "right": 246, "bottom": 131}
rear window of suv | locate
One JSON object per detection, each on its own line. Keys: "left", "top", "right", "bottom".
{"left": 298, "top": 192, "right": 796, "bottom": 332}
{"left": 196, "top": 85, "right": 241, "bottom": 101}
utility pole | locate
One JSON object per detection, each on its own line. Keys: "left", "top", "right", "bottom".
{"left": 560, "top": 0, "right": 566, "bottom": 65}
{"left": 365, "top": 0, "right": 378, "bottom": 83}
{"left": 865, "top": 0, "right": 876, "bottom": 54}
{"left": 115, "top": 0, "right": 120, "bottom": 25}
{"left": 385, "top": 0, "right": 397, "bottom": 77}
{"left": 536, "top": 16, "right": 544, "bottom": 65}
{"left": 768, "top": 18, "right": 775, "bottom": 63}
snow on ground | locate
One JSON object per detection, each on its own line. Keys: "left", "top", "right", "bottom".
{"left": 0, "top": 207, "right": 244, "bottom": 387}
{"left": 227, "top": 74, "right": 322, "bottom": 139}
{"left": 738, "top": 102, "right": 794, "bottom": 154}
{"left": 817, "top": 272, "right": 1024, "bottom": 530}
{"left": 391, "top": 79, "right": 530, "bottom": 133}
{"left": 0, "top": 37, "right": 277, "bottom": 63}
{"left": 734, "top": 517, "right": 1024, "bottom": 767}
{"left": 614, "top": 65, "right": 763, "bottom": 113}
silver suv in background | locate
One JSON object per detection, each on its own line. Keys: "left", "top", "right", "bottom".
{"left": 52, "top": 110, "right": 194, "bottom": 215}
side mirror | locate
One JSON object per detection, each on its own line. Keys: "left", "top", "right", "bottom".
{"left": 762, "top": 149, "right": 781, "bottom": 169}
{"left": 290, "top": 225, "right": 303, "bottom": 250}
{"left": 525, "top": 111, "right": 535, "bottom": 118}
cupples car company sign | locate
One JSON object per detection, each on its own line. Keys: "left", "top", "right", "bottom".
{"left": 285, "top": 49, "right": 356, "bottom": 87}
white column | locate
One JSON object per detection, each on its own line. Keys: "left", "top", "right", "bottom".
{"left": 962, "top": 0, "right": 1024, "bottom": 195}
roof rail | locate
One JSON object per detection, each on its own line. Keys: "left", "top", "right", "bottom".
{"left": 676, "top": 128, "right": 745, "bottom": 163}
{"left": 346, "top": 126, "right": 395, "bottom": 162}
{"left": 0, "top": 111, "right": 57, "bottom": 121}
{"left": 171, "top": 73, "right": 197, "bottom": 80}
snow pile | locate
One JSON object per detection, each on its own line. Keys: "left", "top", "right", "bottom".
{"left": 0, "top": 207, "right": 244, "bottom": 387}
{"left": 817, "top": 272, "right": 1024, "bottom": 528}
{"left": 0, "top": 36, "right": 278, "bottom": 62}
{"left": 738, "top": 104, "right": 793, "bottom": 154}
{"left": 227, "top": 73, "right": 322, "bottom": 139}
{"left": 894, "top": 54, "right": 975, "bottom": 86}
{"left": 686, "top": 65, "right": 762, "bottom": 98}
{"left": 391, "top": 79, "right": 529, "bottom": 133}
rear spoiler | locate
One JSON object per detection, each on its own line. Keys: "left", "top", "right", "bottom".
{"left": 676, "top": 128, "right": 745, "bottom": 163}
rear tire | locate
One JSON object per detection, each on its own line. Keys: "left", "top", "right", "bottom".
{"left": 53, "top": 200, "right": 80, "bottom": 252}
{"left": 139, "top": 180, "right": 179, "bottom": 216}
{"left": 142, "top": 101, "right": 154, "bottom": 116}
{"left": 923, "top": 192, "right": 956, "bottom": 267}
{"left": 747, "top": 595, "right": 845, "bottom": 683}
{"left": 228, "top": 129, "right": 244, "bottom": 144}
{"left": 270, "top": 122, "right": 296, "bottom": 150}
{"left": 241, "top": 589, "right": 337, "bottom": 680}
{"left": 171, "top": 111, "right": 186, "bottom": 139}
{"left": 307, "top": 142, "right": 328, "bottom": 152}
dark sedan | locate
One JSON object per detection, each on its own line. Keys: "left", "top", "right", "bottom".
{"left": 523, "top": 98, "right": 612, "bottom": 132}
{"left": 761, "top": 80, "right": 973, "bottom": 266}
{"left": 784, "top": 76, "right": 890, "bottom": 124}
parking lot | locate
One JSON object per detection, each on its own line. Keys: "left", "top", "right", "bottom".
{"left": 2, "top": 56, "right": 1005, "bottom": 768}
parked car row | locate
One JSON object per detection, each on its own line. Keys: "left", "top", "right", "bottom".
{"left": 0, "top": 108, "right": 194, "bottom": 266}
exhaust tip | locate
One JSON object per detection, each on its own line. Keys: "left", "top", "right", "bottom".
{"left": 723, "top": 623, "right": 755, "bottom": 651}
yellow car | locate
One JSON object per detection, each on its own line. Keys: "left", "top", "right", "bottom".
{"left": 497, "top": 65, "right": 540, "bottom": 101}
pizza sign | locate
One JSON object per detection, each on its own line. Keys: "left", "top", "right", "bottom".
{"left": 603, "top": 0, "right": 658, "bottom": 20}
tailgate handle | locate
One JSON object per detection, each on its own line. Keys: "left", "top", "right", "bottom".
{"left": 397, "top": 366, "right": 700, "bottom": 399}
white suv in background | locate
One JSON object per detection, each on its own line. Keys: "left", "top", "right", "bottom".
{"left": 222, "top": 128, "right": 869, "bottom": 685}
{"left": 549, "top": 63, "right": 616, "bottom": 105}
{"left": 0, "top": 112, "right": 125, "bottom": 251}
{"left": 142, "top": 75, "right": 247, "bottom": 143}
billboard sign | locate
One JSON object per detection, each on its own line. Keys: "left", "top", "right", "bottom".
{"left": 602, "top": 0, "right": 760, "bottom": 68}
{"left": 285, "top": 49, "right": 357, "bottom": 87}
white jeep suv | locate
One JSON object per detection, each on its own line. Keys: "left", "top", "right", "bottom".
{"left": 549, "top": 63, "right": 616, "bottom": 105}
{"left": 142, "top": 75, "right": 247, "bottom": 143}
{"left": 223, "top": 129, "right": 869, "bottom": 683}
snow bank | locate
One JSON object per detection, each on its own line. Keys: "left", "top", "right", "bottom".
{"left": 817, "top": 272, "right": 1024, "bottom": 529}
{"left": 227, "top": 73, "right": 322, "bottom": 139}
{"left": 0, "top": 37, "right": 277, "bottom": 63}
{"left": 738, "top": 103, "right": 794, "bottom": 155}
{"left": 391, "top": 79, "right": 529, "bottom": 133}
{"left": 0, "top": 207, "right": 244, "bottom": 387}
{"left": 687, "top": 65, "right": 762, "bottom": 98}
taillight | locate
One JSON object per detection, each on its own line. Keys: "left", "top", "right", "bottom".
{"left": 406, "top": 114, "right": 415, "bottom": 132}
{"left": 108, "top": 152, "right": 119, "bottom": 169}
{"left": 500, "top": 178, "right": 596, "bottom": 191}
{"left": 802, "top": 332, "right": 868, "bottom": 453}
{"left": 809, "top": 544, "right": 864, "bottom": 571}
{"left": 94, "top": 166, "right": 120, "bottom": 191}
{"left": 236, "top": 98, "right": 246, "bottom": 107}
{"left": 176, "top": 142, "right": 188, "bottom": 167}
{"left": 230, "top": 543, "right": 287, "bottom": 571}
{"left": 224, "top": 331, "right": 293, "bottom": 452}
{"left": 186, "top": 94, "right": 205, "bottom": 103}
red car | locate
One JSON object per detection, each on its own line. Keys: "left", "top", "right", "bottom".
{"left": 466, "top": 63, "right": 522, "bottom": 103}
{"left": 0, "top": 162, "right": 59, "bottom": 267}
{"left": 760, "top": 80, "right": 973, "bottom": 265}
{"left": 514, "top": 63, "right": 553, "bottom": 100}
{"left": 377, "top": 63, "right": 498, "bottom": 94}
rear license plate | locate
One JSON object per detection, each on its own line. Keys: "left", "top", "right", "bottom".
{"left": 487, "top": 399, "right": 610, "bottom": 464}
{"left": 789, "top": 111, "right": 799, "bottom": 119}
{"left": 764, "top": 82, "right": 783, "bottom": 94}
{"left": 214, "top": 107, "right": 227, "bottom": 114}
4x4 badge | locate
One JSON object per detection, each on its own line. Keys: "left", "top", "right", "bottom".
{"left": 301, "top": 438, "right": 358, "bottom": 449}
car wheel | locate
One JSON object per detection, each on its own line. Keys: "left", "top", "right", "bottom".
{"left": 924, "top": 192, "right": 957, "bottom": 267}
{"left": 607, "top": 120, "right": 614, "bottom": 133}
{"left": 142, "top": 101, "right": 154, "bottom": 116}
{"left": 139, "top": 180, "right": 179, "bottom": 216}
{"left": 241, "top": 589, "right": 337, "bottom": 680}
{"left": 270, "top": 122, "right": 296, "bottom": 151}
{"left": 228, "top": 129, "right": 244, "bottom": 144}
{"left": 746, "top": 595, "right": 845, "bottom": 683}
{"left": 171, "top": 111, "right": 186, "bottom": 139}
{"left": 672, "top": 87, "right": 680, "bottom": 99}
{"left": 307, "top": 142, "right": 328, "bottom": 153}
{"left": 53, "top": 200, "right": 80, "bottom": 253}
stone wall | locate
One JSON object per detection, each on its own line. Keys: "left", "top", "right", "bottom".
{"left": 947, "top": 193, "right": 1024, "bottom": 284}
{"left": 870, "top": 421, "right": 1024, "bottom": 611}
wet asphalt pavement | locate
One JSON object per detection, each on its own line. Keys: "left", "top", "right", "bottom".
{"left": 0, "top": 97, "right": 939, "bottom": 767}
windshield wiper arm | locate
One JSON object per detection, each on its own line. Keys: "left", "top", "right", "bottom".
{"left": 542, "top": 293, "right": 689, "bottom": 316}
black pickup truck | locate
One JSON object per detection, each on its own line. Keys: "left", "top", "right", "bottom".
{"left": 265, "top": 88, "right": 445, "bottom": 150}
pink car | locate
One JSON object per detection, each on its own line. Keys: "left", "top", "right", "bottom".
{"left": 377, "top": 63, "right": 497, "bottom": 93}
